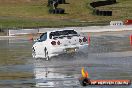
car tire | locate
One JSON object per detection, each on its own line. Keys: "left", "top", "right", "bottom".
{"left": 44, "top": 47, "right": 50, "bottom": 60}
{"left": 59, "top": 0, "right": 66, "bottom": 4}
{"left": 49, "top": 8, "right": 65, "bottom": 14}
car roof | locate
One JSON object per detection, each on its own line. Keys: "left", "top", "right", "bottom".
{"left": 47, "top": 29, "right": 75, "bottom": 33}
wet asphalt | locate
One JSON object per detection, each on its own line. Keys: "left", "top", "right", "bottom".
{"left": 0, "top": 31, "right": 132, "bottom": 88}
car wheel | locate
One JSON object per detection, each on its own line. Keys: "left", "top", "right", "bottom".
{"left": 32, "top": 47, "right": 36, "bottom": 58}
{"left": 44, "top": 47, "right": 50, "bottom": 60}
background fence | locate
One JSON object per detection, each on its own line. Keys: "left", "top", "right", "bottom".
{"left": 8, "top": 25, "right": 132, "bottom": 36}
{"left": 9, "top": 29, "right": 39, "bottom": 36}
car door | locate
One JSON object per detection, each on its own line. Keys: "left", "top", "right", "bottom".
{"left": 37, "top": 32, "right": 47, "bottom": 55}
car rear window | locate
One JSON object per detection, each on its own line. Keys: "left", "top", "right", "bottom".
{"left": 49, "top": 30, "right": 77, "bottom": 39}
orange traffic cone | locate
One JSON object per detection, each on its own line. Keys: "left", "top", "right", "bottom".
{"left": 88, "top": 34, "right": 90, "bottom": 46}
{"left": 29, "top": 34, "right": 33, "bottom": 41}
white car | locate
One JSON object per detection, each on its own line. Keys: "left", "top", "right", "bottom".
{"left": 32, "top": 29, "right": 88, "bottom": 60}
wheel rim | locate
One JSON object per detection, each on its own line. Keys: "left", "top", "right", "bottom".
{"left": 44, "top": 47, "right": 49, "bottom": 60}
{"left": 32, "top": 48, "right": 36, "bottom": 58}
{"left": 46, "top": 52, "right": 49, "bottom": 60}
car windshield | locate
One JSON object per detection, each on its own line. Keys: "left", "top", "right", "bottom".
{"left": 49, "top": 30, "right": 78, "bottom": 39}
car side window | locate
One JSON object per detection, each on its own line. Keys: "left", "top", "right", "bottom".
{"left": 39, "top": 32, "right": 47, "bottom": 42}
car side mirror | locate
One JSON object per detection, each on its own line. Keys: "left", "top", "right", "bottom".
{"left": 37, "top": 38, "right": 41, "bottom": 42}
{"left": 34, "top": 38, "right": 41, "bottom": 42}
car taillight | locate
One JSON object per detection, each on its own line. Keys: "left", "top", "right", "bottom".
{"left": 83, "top": 37, "right": 87, "bottom": 42}
{"left": 51, "top": 41, "right": 56, "bottom": 45}
{"left": 57, "top": 41, "right": 60, "bottom": 45}
{"left": 79, "top": 39, "right": 82, "bottom": 43}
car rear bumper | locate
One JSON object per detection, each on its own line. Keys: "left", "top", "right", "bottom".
{"left": 49, "top": 44, "right": 88, "bottom": 57}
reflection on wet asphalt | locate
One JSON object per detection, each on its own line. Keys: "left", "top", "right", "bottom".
{"left": 0, "top": 33, "right": 132, "bottom": 88}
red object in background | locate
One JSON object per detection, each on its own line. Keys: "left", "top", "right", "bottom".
{"left": 124, "top": 20, "right": 132, "bottom": 25}
{"left": 29, "top": 34, "right": 33, "bottom": 41}
{"left": 130, "top": 35, "right": 132, "bottom": 45}
{"left": 88, "top": 35, "right": 90, "bottom": 45}
{"left": 29, "top": 37, "right": 33, "bottom": 41}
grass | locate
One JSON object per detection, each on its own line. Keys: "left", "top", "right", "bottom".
{"left": 0, "top": 0, "right": 132, "bottom": 28}
{"left": 97, "top": 0, "right": 132, "bottom": 20}
{"left": 0, "top": 18, "right": 109, "bottom": 29}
